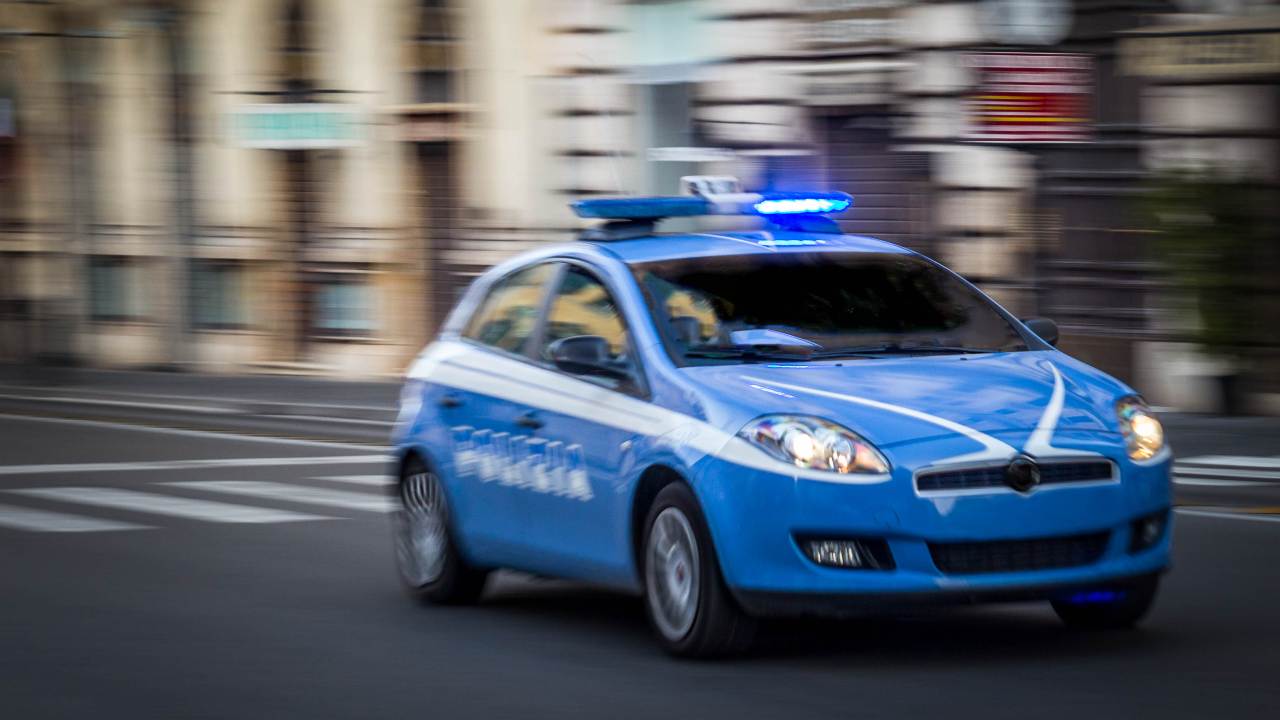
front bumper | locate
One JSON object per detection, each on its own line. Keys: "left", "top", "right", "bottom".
{"left": 735, "top": 571, "right": 1165, "bottom": 617}
{"left": 691, "top": 445, "right": 1173, "bottom": 613}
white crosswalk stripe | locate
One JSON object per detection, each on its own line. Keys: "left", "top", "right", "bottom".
{"left": 0, "top": 454, "right": 389, "bottom": 477}
{"left": 8, "top": 487, "right": 333, "bottom": 524}
{"left": 169, "top": 480, "right": 395, "bottom": 513}
{"left": 8, "top": 452, "right": 1268, "bottom": 536}
{"left": 313, "top": 474, "right": 394, "bottom": 487}
{"left": 1174, "top": 456, "right": 1280, "bottom": 487}
{"left": 0, "top": 503, "right": 152, "bottom": 533}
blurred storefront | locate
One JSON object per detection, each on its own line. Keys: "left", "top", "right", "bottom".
{"left": 1, "top": 0, "right": 1277, "bottom": 405}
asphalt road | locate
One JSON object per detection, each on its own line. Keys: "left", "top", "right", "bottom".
{"left": 1, "top": 397, "right": 1279, "bottom": 718}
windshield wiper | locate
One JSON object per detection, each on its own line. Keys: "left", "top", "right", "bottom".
{"left": 686, "top": 342, "right": 1004, "bottom": 362}
{"left": 683, "top": 346, "right": 814, "bottom": 362}
{"left": 809, "top": 343, "right": 1001, "bottom": 358}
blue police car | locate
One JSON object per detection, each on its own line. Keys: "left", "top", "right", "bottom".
{"left": 390, "top": 177, "right": 1172, "bottom": 657}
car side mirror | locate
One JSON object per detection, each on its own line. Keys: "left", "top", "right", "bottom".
{"left": 548, "top": 335, "right": 630, "bottom": 381}
{"left": 1023, "top": 317, "right": 1059, "bottom": 347}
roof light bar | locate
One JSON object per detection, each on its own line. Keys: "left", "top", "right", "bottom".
{"left": 571, "top": 196, "right": 710, "bottom": 220}
{"left": 571, "top": 191, "right": 852, "bottom": 221}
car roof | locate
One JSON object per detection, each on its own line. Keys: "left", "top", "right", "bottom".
{"left": 584, "top": 230, "right": 915, "bottom": 264}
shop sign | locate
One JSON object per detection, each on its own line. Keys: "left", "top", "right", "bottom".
{"left": 231, "top": 104, "right": 362, "bottom": 149}
{"left": 966, "top": 52, "right": 1093, "bottom": 143}
{"left": 1122, "top": 29, "right": 1280, "bottom": 79}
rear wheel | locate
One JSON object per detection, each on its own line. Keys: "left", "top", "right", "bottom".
{"left": 394, "top": 457, "right": 488, "bottom": 604}
{"left": 1051, "top": 575, "right": 1159, "bottom": 630}
{"left": 642, "top": 483, "right": 756, "bottom": 657}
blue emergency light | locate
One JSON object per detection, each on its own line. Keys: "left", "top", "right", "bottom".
{"left": 570, "top": 176, "right": 852, "bottom": 221}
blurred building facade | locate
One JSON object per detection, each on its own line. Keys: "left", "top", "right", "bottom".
{"left": 1, "top": 0, "right": 1277, "bottom": 408}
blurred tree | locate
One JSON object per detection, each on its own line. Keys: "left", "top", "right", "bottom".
{"left": 1145, "top": 172, "right": 1277, "bottom": 411}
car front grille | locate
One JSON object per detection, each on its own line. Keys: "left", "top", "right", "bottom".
{"left": 915, "top": 460, "right": 1113, "bottom": 493}
{"left": 928, "top": 531, "right": 1111, "bottom": 575}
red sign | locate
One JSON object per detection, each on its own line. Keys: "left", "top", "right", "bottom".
{"left": 966, "top": 52, "right": 1093, "bottom": 144}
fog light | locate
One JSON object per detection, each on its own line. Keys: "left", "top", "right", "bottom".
{"left": 800, "top": 537, "right": 894, "bottom": 570}
{"left": 1129, "top": 511, "right": 1168, "bottom": 553}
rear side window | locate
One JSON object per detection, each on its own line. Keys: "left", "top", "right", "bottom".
{"left": 463, "top": 263, "right": 556, "bottom": 353}
{"left": 539, "top": 266, "right": 630, "bottom": 361}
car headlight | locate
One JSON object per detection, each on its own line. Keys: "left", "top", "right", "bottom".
{"left": 738, "top": 415, "right": 890, "bottom": 474}
{"left": 1116, "top": 396, "right": 1164, "bottom": 461}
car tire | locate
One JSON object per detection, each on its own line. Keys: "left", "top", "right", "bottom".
{"left": 394, "top": 457, "right": 488, "bottom": 605}
{"left": 642, "top": 483, "right": 757, "bottom": 658}
{"left": 1050, "top": 575, "right": 1159, "bottom": 630}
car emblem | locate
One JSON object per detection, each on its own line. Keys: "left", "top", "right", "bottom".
{"left": 1005, "top": 455, "right": 1041, "bottom": 493}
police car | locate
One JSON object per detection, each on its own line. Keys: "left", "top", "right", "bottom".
{"left": 390, "top": 177, "right": 1172, "bottom": 657}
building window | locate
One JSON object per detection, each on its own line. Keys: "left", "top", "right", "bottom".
{"left": 415, "top": 70, "right": 451, "bottom": 105}
{"left": 462, "top": 263, "right": 557, "bottom": 353}
{"left": 2, "top": 52, "right": 20, "bottom": 227}
{"left": 313, "top": 274, "right": 375, "bottom": 337}
{"left": 89, "top": 257, "right": 145, "bottom": 322}
{"left": 417, "top": 0, "right": 450, "bottom": 41}
{"left": 412, "top": 0, "right": 454, "bottom": 104}
{"left": 191, "top": 261, "right": 247, "bottom": 329}
{"left": 280, "top": 0, "right": 317, "bottom": 95}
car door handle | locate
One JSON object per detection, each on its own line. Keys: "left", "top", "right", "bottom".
{"left": 515, "top": 411, "right": 544, "bottom": 430}
{"left": 438, "top": 393, "right": 464, "bottom": 408}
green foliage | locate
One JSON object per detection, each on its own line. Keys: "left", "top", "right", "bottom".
{"left": 1144, "top": 173, "right": 1271, "bottom": 358}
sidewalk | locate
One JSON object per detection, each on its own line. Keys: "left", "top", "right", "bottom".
{"left": 0, "top": 364, "right": 398, "bottom": 414}
{"left": 0, "top": 364, "right": 400, "bottom": 445}
{"left": 1, "top": 363, "right": 1277, "bottom": 454}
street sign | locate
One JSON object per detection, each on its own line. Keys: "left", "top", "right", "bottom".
{"left": 965, "top": 52, "right": 1093, "bottom": 143}
{"left": 231, "top": 104, "right": 362, "bottom": 149}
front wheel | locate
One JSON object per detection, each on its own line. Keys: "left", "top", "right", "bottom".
{"left": 1050, "top": 575, "right": 1159, "bottom": 630}
{"left": 393, "top": 458, "right": 488, "bottom": 605}
{"left": 642, "top": 483, "right": 756, "bottom": 657}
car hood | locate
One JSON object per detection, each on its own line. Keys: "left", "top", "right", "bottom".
{"left": 677, "top": 350, "right": 1133, "bottom": 454}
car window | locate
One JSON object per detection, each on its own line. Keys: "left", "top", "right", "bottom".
{"left": 631, "top": 252, "right": 1029, "bottom": 364}
{"left": 539, "top": 266, "right": 637, "bottom": 387}
{"left": 463, "top": 263, "right": 556, "bottom": 354}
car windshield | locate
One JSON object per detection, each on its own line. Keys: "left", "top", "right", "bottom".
{"left": 631, "top": 251, "right": 1029, "bottom": 364}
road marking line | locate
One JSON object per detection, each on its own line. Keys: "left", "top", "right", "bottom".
{"left": 0, "top": 385, "right": 393, "bottom": 414}
{"left": 169, "top": 481, "right": 395, "bottom": 513}
{"left": 1174, "top": 467, "right": 1280, "bottom": 480}
{"left": 313, "top": 474, "right": 394, "bottom": 487}
{"left": 0, "top": 413, "right": 390, "bottom": 451}
{"left": 1173, "top": 476, "right": 1263, "bottom": 487}
{"left": 1178, "top": 455, "right": 1280, "bottom": 470}
{"left": 0, "top": 503, "right": 152, "bottom": 533}
{"left": 260, "top": 414, "right": 395, "bottom": 427}
{"left": 0, "top": 393, "right": 239, "bottom": 414}
{"left": 0, "top": 454, "right": 390, "bottom": 477}
{"left": 8, "top": 487, "right": 332, "bottom": 524}
{"left": 1176, "top": 508, "right": 1280, "bottom": 525}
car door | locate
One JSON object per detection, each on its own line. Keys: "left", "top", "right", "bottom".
{"left": 441, "top": 261, "right": 558, "bottom": 557}
{"left": 513, "top": 262, "right": 646, "bottom": 582}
